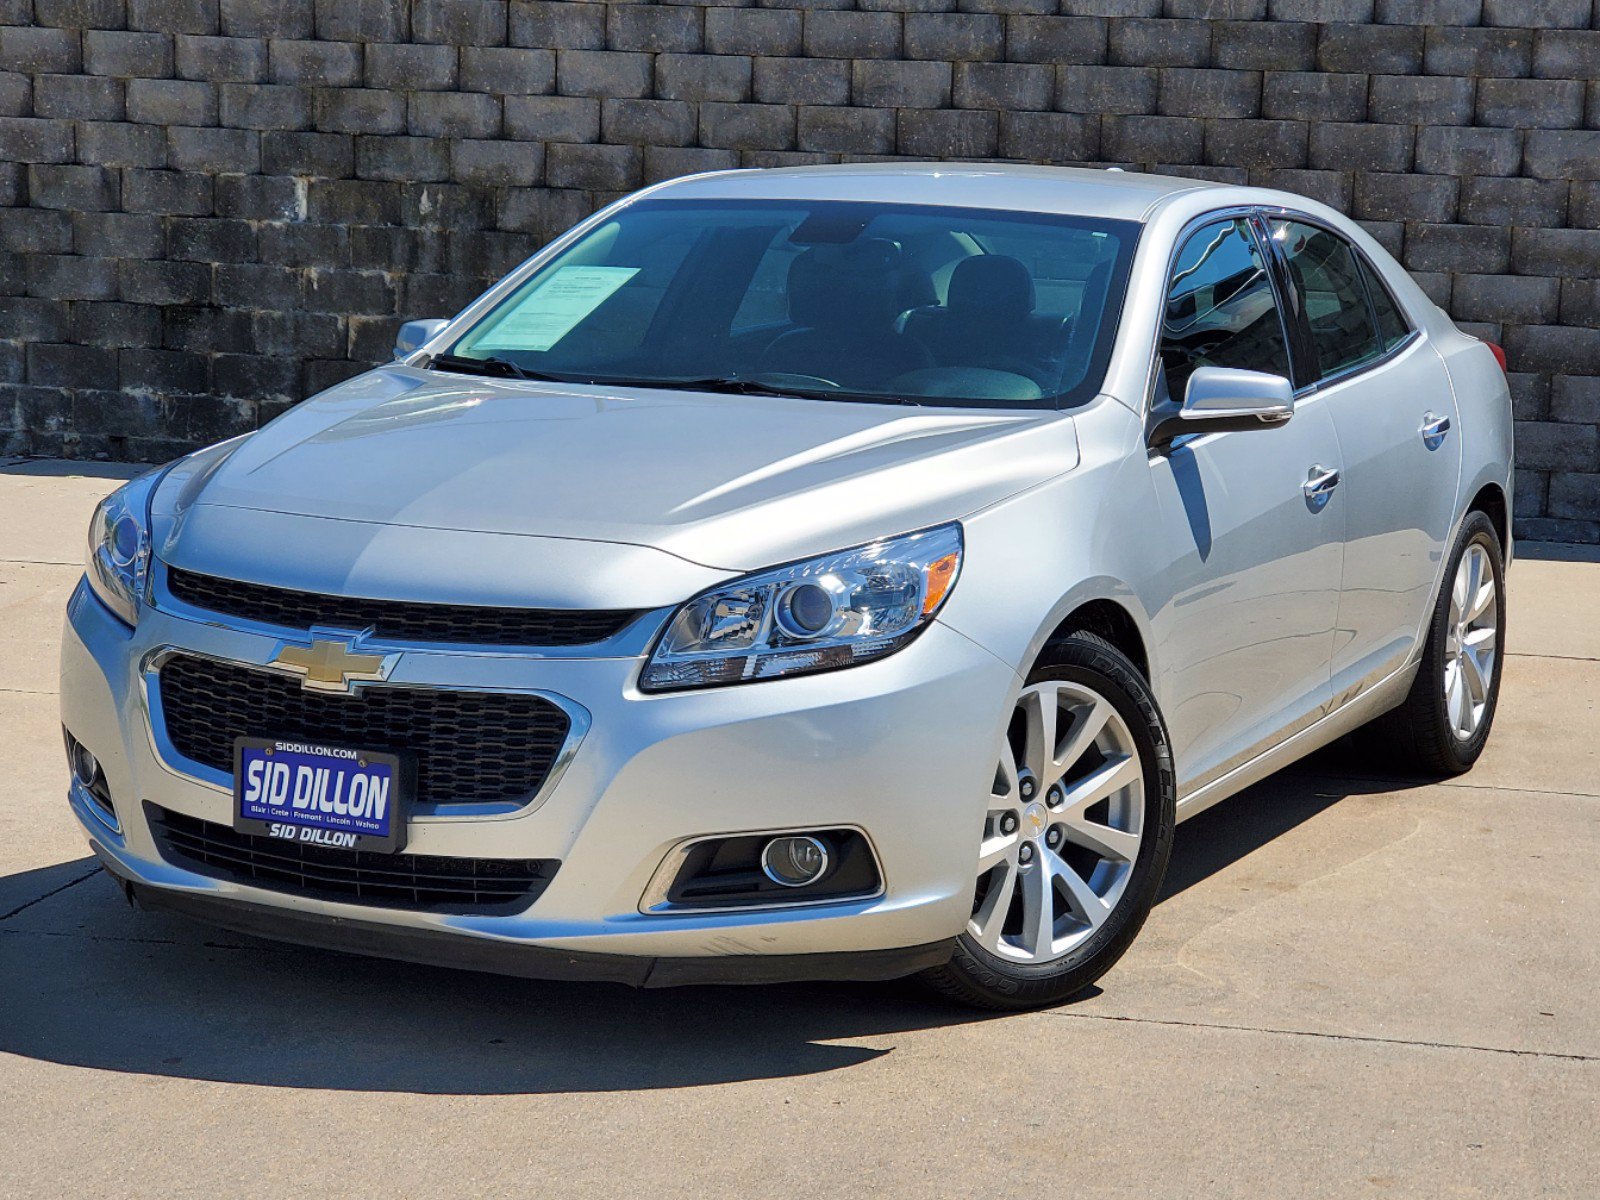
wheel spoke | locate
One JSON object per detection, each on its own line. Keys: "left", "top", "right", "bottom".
{"left": 1018, "top": 860, "right": 1055, "bottom": 959}
{"left": 970, "top": 859, "right": 1017, "bottom": 952}
{"left": 1060, "top": 814, "right": 1142, "bottom": 863}
{"left": 1446, "top": 664, "right": 1470, "bottom": 735}
{"left": 1020, "top": 687, "right": 1059, "bottom": 783}
{"left": 1053, "top": 697, "right": 1111, "bottom": 781}
{"left": 1464, "top": 625, "right": 1496, "bottom": 653}
{"left": 1464, "top": 547, "right": 1483, "bottom": 616}
{"left": 1466, "top": 578, "right": 1496, "bottom": 624}
{"left": 1050, "top": 848, "right": 1110, "bottom": 930}
{"left": 1058, "top": 752, "right": 1141, "bottom": 815}
{"left": 1461, "top": 647, "right": 1491, "bottom": 705}
{"left": 993, "top": 746, "right": 1020, "bottom": 804}
{"left": 976, "top": 830, "right": 1016, "bottom": 875}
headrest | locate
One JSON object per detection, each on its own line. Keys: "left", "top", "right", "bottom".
{"left": 947, "top": 255, "right": 1035, "bottom": 321}
{"left": 787, "top": 239, "right": 903, "bottom": 330}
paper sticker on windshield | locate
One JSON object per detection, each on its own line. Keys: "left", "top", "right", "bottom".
{"left": 481, "top": 266, "right": 640, "bottom": 352}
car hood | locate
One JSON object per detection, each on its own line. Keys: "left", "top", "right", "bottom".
{"left": 159, "top": 366, "right": 1078, "bottom": 595}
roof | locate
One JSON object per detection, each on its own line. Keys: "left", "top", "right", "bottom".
{"left": 649, "top": 163, "right": 1221, "bottom": 223}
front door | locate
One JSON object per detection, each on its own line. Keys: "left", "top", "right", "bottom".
{"left": 1144, "top": 216, "right": 1345, "bottom": 796}
{"left": 1266, "top": 218, "right": 1462, "bottom": 700}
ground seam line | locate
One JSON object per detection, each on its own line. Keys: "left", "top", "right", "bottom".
{"left": 1287, "top": 769, "right": 1600, "bottom": 802}
{"left": 0, "top": 866, "right": 101, "bottom": 922}
{"left": 1043, "top": 1010, "right": 1597, "bottom": 1063}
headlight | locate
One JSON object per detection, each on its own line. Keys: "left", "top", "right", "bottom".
{"left": 640, "top": 523, "right": 962, "bottom": 692}
{"left": 85, "top": 468, "right": 164, "bottom": 627}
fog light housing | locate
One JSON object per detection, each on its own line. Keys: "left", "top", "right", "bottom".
{"left": 63, "top": 727, "right": 118, "bottom": 829}
{"left": 761, "top": 835, "right": 830, "bottom": 888}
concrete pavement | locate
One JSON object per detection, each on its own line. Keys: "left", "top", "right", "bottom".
{"left": 1, "top": 457, "right": 1595, "bottom": 1198}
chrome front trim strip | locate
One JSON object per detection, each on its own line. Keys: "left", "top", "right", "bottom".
{"left": 148, "top": 560, "right": 675, "bottom": 662}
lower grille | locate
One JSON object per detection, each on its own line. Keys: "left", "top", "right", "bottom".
{"left": 156, "top": 653, "right": 572, "bottom": 809}
{"left": 148, "top": 804, "right": 558, "bottom": 913}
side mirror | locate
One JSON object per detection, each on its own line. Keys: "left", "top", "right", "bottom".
{"left": 394, "top": 318, "right": 449, "bottom": 359}
{"left": 1149, "top": 365, "right": 1295, "bottom": 448}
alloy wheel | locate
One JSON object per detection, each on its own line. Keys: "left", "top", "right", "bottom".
{"left": 1443, "top": 542, "right": 1499, "bottom": 741}
{"left": 969, "top": 681, "right": 1145, "bottom": 965}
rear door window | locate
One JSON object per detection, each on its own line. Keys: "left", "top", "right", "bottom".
{"left": 1361, "top": 258, "right": 1412, "bottom": 351}
{"left": 1270, "top": 220, "right": 1384, "bottom": 381}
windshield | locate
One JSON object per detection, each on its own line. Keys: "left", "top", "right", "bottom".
{"left": 442, "top": 198, "right": 1140, "bottom": 410}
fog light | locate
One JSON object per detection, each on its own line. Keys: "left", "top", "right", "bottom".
{"left": 69, "top": 739, "right": 99, "bottom": 786}
{"left": 761, "top": 835, "right": 830, "bottom": 888}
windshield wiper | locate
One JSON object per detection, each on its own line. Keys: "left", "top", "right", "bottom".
{"left": 589, "top": 375, "right": 921, "bottom": 405}
{"left": 427, "top": 354, "right": 568, "bottom": 383}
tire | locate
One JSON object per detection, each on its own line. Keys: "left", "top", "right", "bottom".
{"left": 1368, "top": 510, "right": 1506, "bottom": 776}
{"left": 921, "top": 632, "right": 1176, "bottom": 1011}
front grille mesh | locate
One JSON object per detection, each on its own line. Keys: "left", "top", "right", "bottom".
{"left": 157, "top": 654, "right": 571, "bottom": 808}
{"left": 166, "top": 566, "right": 640, "bottom": 648}
{"left": 148, "top": 804, "right": 557, "bottom": 913}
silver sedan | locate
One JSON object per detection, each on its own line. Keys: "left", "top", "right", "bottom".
{"left": 63, "top": 165, "right": 1512, "bottom": 1009}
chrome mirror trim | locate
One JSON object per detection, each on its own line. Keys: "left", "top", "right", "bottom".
{"left": 1181, "top": 365, "right": 1296, "bottom": 423}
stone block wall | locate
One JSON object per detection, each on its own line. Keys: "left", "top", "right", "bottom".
{"left": 2, "top": 0, "right": 1599, "bottom": 539}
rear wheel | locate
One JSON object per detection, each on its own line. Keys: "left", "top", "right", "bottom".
{"left": 921, "top": 633, "right": 1175, "bottom": 1011}
{"left": 1369, "top": 511, "right": 1506, "bottom": 775}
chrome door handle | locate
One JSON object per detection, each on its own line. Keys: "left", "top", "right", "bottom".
{"left": 1421, "top": 412, "right": 1451, "bottom": 450}
{"left": 1303, "top": 464, "right": 1341, "bottom": 505}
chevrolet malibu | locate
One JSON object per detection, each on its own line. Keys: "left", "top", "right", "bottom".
{"left": 62, "top": 165, "right": 1512, "bottom": 1009}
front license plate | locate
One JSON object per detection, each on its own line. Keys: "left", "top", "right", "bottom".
{"left": 233, "top": 737, "right": 413, "bottom": 854}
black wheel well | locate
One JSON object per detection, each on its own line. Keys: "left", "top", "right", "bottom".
{"left": 1044, "top": 600, "right": 1149, "bottom": 680}
{"left": 1469, "top": 482, "right": 1508, "bottom": 550}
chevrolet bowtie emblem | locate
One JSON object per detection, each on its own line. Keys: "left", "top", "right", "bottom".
{"left": 271, "top": 639, "right": 394, "bottom": 694}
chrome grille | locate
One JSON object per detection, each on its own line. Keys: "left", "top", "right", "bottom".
{"left": 156, "top": 653, "right": 571, "bottom": 809}
{"left": 166, "top": 565, "right": 640, "bottom": 648}
{"left": 148, "top": 804, "right": 558, "bottom": 913}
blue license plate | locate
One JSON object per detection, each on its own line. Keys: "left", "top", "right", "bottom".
{"left": 233, "top": 737, "right": 412, "bottom": 853}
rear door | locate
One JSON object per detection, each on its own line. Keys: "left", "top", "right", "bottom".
{"left": 1266, "top": 217, "right": 1462, "bottom": 700}
{"left": 1144, "top": 215, "right": 1345, "bottom": 796}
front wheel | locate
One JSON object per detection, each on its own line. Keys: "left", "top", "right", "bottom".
{"left": 921, "top": 633, "right": 1176, "bottom": 1011}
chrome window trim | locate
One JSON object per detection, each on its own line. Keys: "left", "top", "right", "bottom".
{"left": 638, "top": 825, "right": 887, "bottom": 916}
{"left": 137, "top": 644, "right": 593, "bottom": 822}
{"left": 148, "top": 559, "right": 673, "bottom": 661}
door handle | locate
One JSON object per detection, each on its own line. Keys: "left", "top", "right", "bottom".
{"left": 1303, "top": 464, "right": 1340, "bottom": 507}
{"left": 1420, "top": 412, "right": 1451, "bottom": 450}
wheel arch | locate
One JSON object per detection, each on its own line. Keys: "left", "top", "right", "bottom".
{"left": 1037, "top": 596, "right": 1150, "bottom": 681}
{"left": 1467, "top": 479, "right": 1508, "bottom": 556}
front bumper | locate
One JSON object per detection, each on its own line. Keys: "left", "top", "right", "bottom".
{"left": 61, "top": 577, "right": 1020, "bottom": 985}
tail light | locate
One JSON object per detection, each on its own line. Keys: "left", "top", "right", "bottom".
{"left": 1485, "top": 341, "right": 1507, "bottom": 373}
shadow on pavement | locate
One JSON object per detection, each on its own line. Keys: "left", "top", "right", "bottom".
{"left": 1513, "top": 539, "right": 1600, "bottom": 564}
{"left": 0, "top": 859, "right": 996, "bottom": 1094}
{"left": 1162, "top": 738, "right": 1446, "bottom": 902}
{"left": 0, "top": 457, "right": 153, "bottom": 481}
{"left": 0, "top": 764, "right": 1428, "bottom": 1095}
